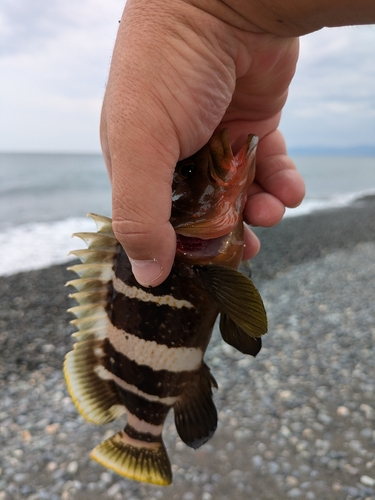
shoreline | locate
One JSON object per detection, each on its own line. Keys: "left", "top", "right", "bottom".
{"left": 251, "top": 193, "right": 375, "bottom": 281}
{"left": 2, "top": 192, "right": 375, "bottom": 281}
{"left": 1, "top": 190, "right": 375, "bottom": 278}
{"left": 1, "top": 200, "right": 375, "bottom": 500}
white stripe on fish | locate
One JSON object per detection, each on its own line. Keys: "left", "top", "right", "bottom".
{"left": 127, "top": 413, "right": 164, "bottom": 437}
{"left": 112, "top": 274, "right": 194, "bottom": 309}
{"left": 95, "top": 365, "right": 178, "bottom": 406}
{"left": 107, "top": 323, "right": 203, "bottom": 372}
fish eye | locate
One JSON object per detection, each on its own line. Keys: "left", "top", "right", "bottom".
{"left": 179, "top": 163, "right": 195, "bottom": 180}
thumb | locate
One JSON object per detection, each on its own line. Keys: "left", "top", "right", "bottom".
{"left": 99, "top": 2, "right": 187, "bottom": 288}
{"left": 106, "top": 126, "right": 178, "bottom": 288}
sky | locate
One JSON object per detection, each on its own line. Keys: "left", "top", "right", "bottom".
{"left": 1, "top": 1, "right": 375, "bottom": 152}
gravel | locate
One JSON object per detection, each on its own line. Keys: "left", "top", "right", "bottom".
{"left": 1, "top": 199, "right": 375, "bottom": 500}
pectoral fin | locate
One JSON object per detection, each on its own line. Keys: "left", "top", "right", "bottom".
{"left": 220, "top": 313, "right": 262, "bottom": 357}
{"left": 195, "top": 265, "right": 267, "bottom": 338}
{"left": 174, "top": 363, "right": 218, "bottom": 449}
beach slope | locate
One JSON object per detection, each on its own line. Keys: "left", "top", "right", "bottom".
{"left": 1, "top": 198, "right": 375, "bottom": 500}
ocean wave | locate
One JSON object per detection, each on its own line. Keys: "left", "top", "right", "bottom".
{"left": 2, "top": 189, "right": 375, "bottom": 276}
{"left": 0, "top": 217, "right": 96, "bottom": 276}
{"left": 284, "top": 188, "right": 375, "bottom": 218}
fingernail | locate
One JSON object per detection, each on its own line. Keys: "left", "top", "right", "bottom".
{"left": 129, "top": 258, "right": 163, "bottom": 287}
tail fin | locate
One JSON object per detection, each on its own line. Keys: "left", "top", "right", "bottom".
{"left": 90, "top": 430, "right": 172, "bottom": 486}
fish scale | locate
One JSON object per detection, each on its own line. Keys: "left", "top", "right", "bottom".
{"left": 64, "top": 130, "right": 268, "bottom": 485}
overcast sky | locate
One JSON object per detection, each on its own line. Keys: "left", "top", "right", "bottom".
{"left": 1, "top": 1, "right": 375, "bottom": 152}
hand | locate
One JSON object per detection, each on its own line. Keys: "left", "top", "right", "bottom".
{"left": 100, "top": 0, "right": 305, "bottom": 286}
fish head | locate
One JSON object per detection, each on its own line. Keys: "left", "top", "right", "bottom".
{"left": 171, "top": 129, "right": 258, "bottom": 267}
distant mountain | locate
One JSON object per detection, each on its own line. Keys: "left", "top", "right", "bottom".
{"left": 288, "top": 145, "right": 375, "bottom": 156}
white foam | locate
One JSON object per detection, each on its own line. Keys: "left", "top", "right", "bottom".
{"left": 284, "top": 189, "right": 375, "bottom": 218}
{"left": 0, "top": 217, "right": 96, "bottom": 276}
{"left": 2, "top": 188, "right": 375, "bottom": 276}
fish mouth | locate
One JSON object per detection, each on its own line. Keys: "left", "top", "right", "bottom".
{"left": 175, "top": 233, "right": 230, "bottom": 259}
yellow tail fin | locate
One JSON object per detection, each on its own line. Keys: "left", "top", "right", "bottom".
{"left": 90, "top": 430, "right": 172, "bottom": 486}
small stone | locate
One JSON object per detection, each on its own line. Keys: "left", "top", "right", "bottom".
{"left": 302, "top": 428, "right": 314, "bottom": 439}
{"left": 344, "top": 463, "right": 359, "bottom": 475}
{"left": 100, "top": 472, "right": 112, "bottom": 484}
{"left": 360, "top": 404, "right": 374, "bottom": 419}
{"left": 328, "top": 459, "right": 339, "bottom": 470}
{"left": 361, "top": 428, "right": 373, "bottom": 438}
{"left": 279, "top": 390, "right": 293, "bottom": 401}
{"left": 14, "top": 472, "right": 28, "bottom": 483}
{"left": 21, "top": 430, "right": 32, "bottom": 443}
{"left": 268, "top": 461, "right": 280, "bottom": 474}
{"left": 280, "top": 425, "right": 292, "bottom": 438}
{"left": 349, "top": 439, "right": 363, "bottom": 452}
{"left": 286, "top": 476, "right": 299, "bottom": 487}
{"left": 337, "top": 406, "right": 350, "bottom": 417}
{"left": 175, "top": 440, "right": 185, "bottom": 451}
{"left": 107, "top": 483, "right": 122, "bottom": 496}
{"left": 288, "top": 488, "right": 302, "bottom": 498}
{"left": 252, "top": 455, "right": 263, "bottom": 469}
{"left": 317, "top": 412, "right": 332, "bottom": 425}
{"left": 46, "top": 423, "right": 60, "bottom": 434}
{"left": 332, "top": 481, "right": 342, "bottom": 491}
{"left": 46, "top": 461, "right": 58, "bottom": 472}
{"left": 202, "top": 493, "right": 212, "bottom": 500}
{"left": 182, "top": 493, "right": 195, "bottom": 500}
{"left": 346, "top": 487, "right": 359, "bottom": 497}
{"left": 360, "top": 475, "right": 375, "bottom": 487}
{"left": 67, "top": 461, "right": 78, "bottom": 474}
{"left": 103, "top": 429, "right": 116, "bottom": 440}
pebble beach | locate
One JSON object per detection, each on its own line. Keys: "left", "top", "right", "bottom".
{"left": 1, "top": 197, "right": 375, "bottom": 500}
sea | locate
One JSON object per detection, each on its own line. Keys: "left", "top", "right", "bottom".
{"left": 1, "top": 152, "right": 375, "bottom": 276}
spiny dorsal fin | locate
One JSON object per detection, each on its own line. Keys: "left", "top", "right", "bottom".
{"left": 70, "top": 315, "right": 109, "bottom": 332}
{"left": 67, "top": 303, "right": 108, "bottom": 319}
{"left": 72, "top": 232, "right": 118, "bottom": 250}
{"left": 87, "top": 213, "right": 114, "bottom": 234}
{"left": 69, "top": 290, "right": 110, "bottom": 306}
{"left": 66, "top": 278, "right": 108, "bottom": 292}
{"left": 174, "top": 363, "right": 218, "bottom": 449}
{"left": 69, "top": 249, "right": 116, "bottom": 264}
{"left": 195, "top": 265, "right": 267, "bottom": 338}
{"left": 67, "top": 264, "right": 114, "bottom": 283}
{"left": 219, "top": 313, "right": 262, "bottom": 357}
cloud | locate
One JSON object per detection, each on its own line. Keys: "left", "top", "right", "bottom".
{"left": 1, "top": 3, "right": 375, "bottom": 151}
{"left": 281, "top": 26, "right": 375, "bottom": 148}
{"left": 1, "top": 0, "right": 124, "bottom": 151}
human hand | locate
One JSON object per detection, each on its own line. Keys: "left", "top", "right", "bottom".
{"left": 100, "top": 0, "right": 305, "bottom": 287}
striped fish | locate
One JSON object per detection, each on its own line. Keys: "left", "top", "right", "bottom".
{"left": 64, "top": 129, "right": 268, "bottom": 486}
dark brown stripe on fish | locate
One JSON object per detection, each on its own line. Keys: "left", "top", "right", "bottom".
{"left": 110, "top": 292, "right": 201, "bottom": 348}
{"left": 104, "top": 339, "right": 191, "bottom": 398}
{"left": 117, "top": 388, "right": 171, "bottom": 426}
{"left": 114, "top": 247, "right": 197, "bottom": 303}
{"left": 124, "top": 424, "right": 162, "bottom": 444}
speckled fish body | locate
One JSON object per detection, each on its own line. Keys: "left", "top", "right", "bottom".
{"left": 64, "top": 129, "right": 267, "bottom": 486}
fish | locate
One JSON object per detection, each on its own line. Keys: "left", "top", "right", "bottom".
{"left": 64, "top": 128, "right": 268, "bottom": 486}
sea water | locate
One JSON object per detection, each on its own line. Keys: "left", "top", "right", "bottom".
{"left": 1, "top": 152, "right": 375, "bottom": 276}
